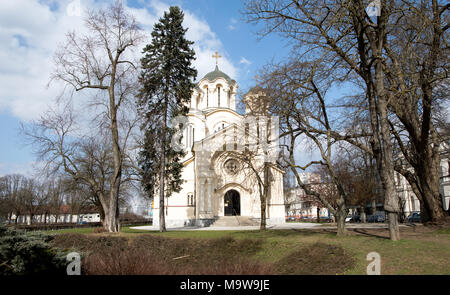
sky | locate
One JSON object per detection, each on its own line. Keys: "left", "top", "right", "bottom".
{"left": 1, "top": 1, "right": 446, "bottom": 179}
{"left": 0, "top": 0, "right": 297, "bottom": 177}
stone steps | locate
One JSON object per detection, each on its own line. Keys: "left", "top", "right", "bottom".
{"left": 210, "top": 216, "right": 259, "bottom": 227}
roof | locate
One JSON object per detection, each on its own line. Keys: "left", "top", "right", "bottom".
{"left": 245, "top": 85, "right": 265, "bottom": 97}
{"left": 200, "top": 65, "right": 236, "bottom": 84}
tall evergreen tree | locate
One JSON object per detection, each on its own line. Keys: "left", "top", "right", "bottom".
{"left": 137, "top": 6, "right": 197, "bottom": 232}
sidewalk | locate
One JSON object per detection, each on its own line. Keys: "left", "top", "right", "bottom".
{"left": 130, "top": 222, "right": 410, "bottom": 231}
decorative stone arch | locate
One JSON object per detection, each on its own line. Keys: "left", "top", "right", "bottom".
{"left": 215, "top": 182, "right": 252, "bottom": 195}
{"left": 214, "top": 184, "right": 249, "bottom": 217}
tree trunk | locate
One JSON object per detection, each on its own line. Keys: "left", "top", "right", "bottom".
{"left": 104, "top": 64, "right": 122, "bottom": 233}
{"left": 388, "top": 212, "right": 400, "bottom": 240}
{"left": 159, "top": 150, "right": 166, "bottom": 232}
{"left": 417, "top": 165, "right": 446, "bottom": 223}
{"left": 260, "top": 198, "right": 267, "bottom": 230}
{"left": 336, "top": 210, "right": 347, "bottom": 236}
{"left": 361, "top": 211, "right": 366, "bottom": 223}
{"left": 260, "top": 162, "right": 269, "bottom": 230}
{"left": 316, "top": 207, "right": 320, "bottom": 223}
{"left": 371, "top": 199, "right": 377, "bottom": 215}
{"left": 107, "top": 189, "right": 120, "bottom": 232}
{"left": 159, "top": 98, "right": 168, "bottom": 232}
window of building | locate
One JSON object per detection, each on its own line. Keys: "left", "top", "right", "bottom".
{"left": 187, "top": 194, "right": 194, "bottom": 206}
{"left": 218, "top": 86, "right": 221, "bottom": 106}
{"left": 224, "top": 159, "right": 239, "bottom": 175}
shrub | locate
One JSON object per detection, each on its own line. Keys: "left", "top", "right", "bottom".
{"left": 0, "top": 225, "right": 67, "bottom": 275}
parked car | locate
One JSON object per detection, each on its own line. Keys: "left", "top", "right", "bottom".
{"left": 367, "top": 214, "right": 385, "bottom": 223}
{"left": 349, "top": 215, "right": 361, "bottom": 223}
{"left": 286, "top": 216, "right": 296, "bottom": 222}
{"left": 320, "top": 216, "right": 331, "bottom": 222}
{"left": 406, "top": 212, "right": 421, "bottom": 223}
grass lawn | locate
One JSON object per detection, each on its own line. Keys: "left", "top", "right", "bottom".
{"left": 40, "top": 227, "right": 97, "bottom": 234}
{"left": 48, "top": 225, "right": 450, "bottom": 275}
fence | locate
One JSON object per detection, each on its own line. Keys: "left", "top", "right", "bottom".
{"left": 4, "top": 219, "right": 152, "bottom": 231}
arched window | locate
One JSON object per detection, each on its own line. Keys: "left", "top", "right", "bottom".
{"left": 185, "top": 125, "right": 195, "bottom": 149}
{"left": 218, "top": 86, "right": 221, "bottom": 107}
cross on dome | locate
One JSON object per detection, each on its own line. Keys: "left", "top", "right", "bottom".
{"left": 212, "top": 51, "right": 222, "bottom": 66}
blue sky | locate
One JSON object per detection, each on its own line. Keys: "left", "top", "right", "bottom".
{"left": 0, "top": 0, "right": 294, "bottom": 176}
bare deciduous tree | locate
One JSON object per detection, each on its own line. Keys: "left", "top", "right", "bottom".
{"left": 244, "top": 0, "right": 449, "bottom": 240}
{"left": 29, "top": 2, "right": 145, "bottom": 232}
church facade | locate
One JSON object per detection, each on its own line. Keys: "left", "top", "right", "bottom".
{"left": 152, "top": 59, "right": 286, "bottom": 228}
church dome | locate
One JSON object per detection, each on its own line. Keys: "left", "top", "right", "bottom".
{"left": 201, "top": 65, "right": 235, "bottom": 84}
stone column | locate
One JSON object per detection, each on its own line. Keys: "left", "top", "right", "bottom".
{"left": 199, "top": 180, "right": 204, "bottom": 214}
{"left": 207, "top": 179, "right": 212, "bottom": 213}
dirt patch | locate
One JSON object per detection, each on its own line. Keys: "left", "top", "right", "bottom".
{"left": 52, "top": 234, "right": 272, "bottom": 275}
{"left": 274, "top": 243, "right": 355, "bottom": 275}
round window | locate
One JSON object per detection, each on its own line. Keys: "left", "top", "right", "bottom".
{"left": 224, "top": 159, "right": 239, "bottom": 175}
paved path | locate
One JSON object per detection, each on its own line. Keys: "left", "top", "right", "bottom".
{"left": 130, "top": 222, "right": 412, "bottom": 231}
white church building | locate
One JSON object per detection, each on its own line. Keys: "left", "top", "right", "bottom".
{"left": 152, "top": 56, "right": 286, "bottom": 228}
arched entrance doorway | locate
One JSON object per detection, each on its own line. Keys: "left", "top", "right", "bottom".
{"left": 224, "top": 190, "right": 240, "bottom": 216}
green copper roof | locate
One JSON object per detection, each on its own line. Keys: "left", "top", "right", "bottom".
{"left": 201, "top": 65, "right": 236, "bottom": 84}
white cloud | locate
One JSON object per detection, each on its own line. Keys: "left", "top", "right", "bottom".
{"left": 0, "top": 0, "right": 237, "bottom": 121}
{"left": 239, "top": 57, "right": 252, "bottom": 65}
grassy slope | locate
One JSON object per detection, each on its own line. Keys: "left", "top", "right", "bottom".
{"left": 47, "top": 226, "right": 450, "bottom": 275}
